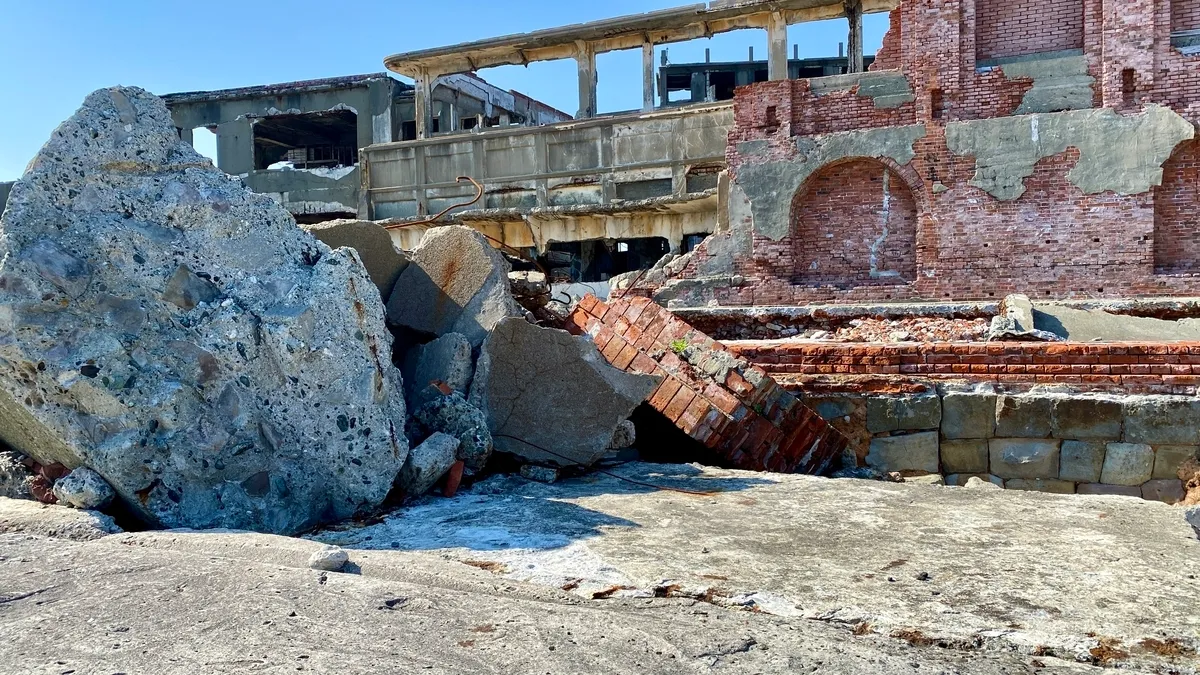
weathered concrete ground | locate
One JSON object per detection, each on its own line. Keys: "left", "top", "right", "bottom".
{"left": 1, "top": 465, "right": 1197, "bottom": 673}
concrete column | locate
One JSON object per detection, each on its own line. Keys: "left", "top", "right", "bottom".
{"left": 414, "top": 71, "right": 434, "bottom": 139}
{"left": 642, "top": 42, "right": 655, "bottom": 112}
{"left": 178, "top": 127, "right": 194, "bottom": 146}
{"left": 576, "top": 42, "right": 598, "bottom": 119}
{"left": 767, "top": 11, "right": 789, "bottom": 81}
{"left": 845, "top": 0, "right": 864, "bottom": 74}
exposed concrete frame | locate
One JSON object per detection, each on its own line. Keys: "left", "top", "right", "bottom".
{"left": 385, "top": 0, "right": 896, "bottom": 134}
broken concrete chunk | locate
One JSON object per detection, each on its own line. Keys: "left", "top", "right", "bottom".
{"left": 396, "top": 432, "right": 459, "bottom": 498}
{"left": 988, "top": 295, "right": 1063, "bottom": 342}
{"left": 609, "top": 420, "right": 637, "bottom": 450}
{"left": 302, "top": 219, "right": 410, "bottom": 300}
{"left": 470, "top": 318, "right": 659, "bottom": 467}
{"left": 1100, "top": 443, "right": 1155, "bottom": 486}
{"left": 386, "top": 225, "right": 521, "bottom": 347}
{"left": 410, "top": 393, "right": 493, "bottom": 473}
{"left": 402, "top": 333, "right": 475, "bottom": 410}
{"left": 308, "top": 545, "right": 350, "bottom": 572}
{"left": 0, "top": 87, "right": 408, "bottom": 535}
{"left": 51, "top": 467, "right": 115, "bottom": 510}
{"left": 509, "top": 270, "right": 550, "bottom": 312}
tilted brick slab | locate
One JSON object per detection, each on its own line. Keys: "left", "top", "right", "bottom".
{"left": 568, "top": 295, "right": 846, "bottom": 474}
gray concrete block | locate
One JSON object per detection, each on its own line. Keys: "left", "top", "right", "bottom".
{"left": 994, "top": 395, "right": 1052, "bottom": 438}
{"left": 1152, "top": 445, "right": 1199, "bottom": 480}
{"left": 989, "top": 439, "right": 1060, "bottom": 480}
{"left": 1006, "top": 478, "right": 1076, "bottom": 495}
{"left": 1100, "top": 443, "right": 1155, "bottom": 486}
{"left": 866, "top": 395, "right": 941, "bottom": 434}
{"left": 1141, "top": 479, "right": 1185, "bottom": 504}
{"left": 1124, "top": 398, "right": 1200, "bottom": 445}
{"left": 941, "top": 393, "right": 996, "bottom": 439}
{"left": 1051, "top": 398, "right": 1122, "bottom": 440}
{"left": 940, "top": 439, "right": 989, "bottom": 475}
{"left": 1077, "top": 483, "right": 1143, "bottom": 498}
{"left": 866, "top": 432, "right": 940, "bottom": 474}
{"left": 1059, "top": 440, "right": 1106, "bottom": 484}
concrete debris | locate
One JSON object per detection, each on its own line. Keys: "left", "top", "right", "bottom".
{"left": 302, "top": 219, "right": 410, "bottom": 300}
{"left": 0, "top": 449, "right": 35, "bottom": 500}
{"left": 409, "top": 393, "right": 493, "bottom": 473}
{"left": 401, "top": 332, "right": 474, "bottom": 410}
{"left": 307, "top": 545, "right": 350, "bottom": 572}
{"left": 608, "top": 419, "right": 636, "bottom": 450}
{"left": 51, "top": 467, "right": 116, "bottom": 510}
{"left": 0, "top": 496, "right": 121, "bottom": 541}
{"left": 0, "top": 87, "right": 408, "bottom": 534}
{"left": 518, "top": 464, "right": 559, "bottom": 483}
{"left": 471, "top": 317, "right": 659, "bottom": 467}
{"left": 988, "top": 294, "right": 1064, "bottom": 342}
{"left": 386, "top": 225, "right": 521, "bottom": 347}
{"left": 396, "top": 432, "right": 459, "bottom": 498}
{"left": 963, "top": 475, "right": 1003, "bottom": 489}
{"left": 508, "top": 270, "right": 550, "bottom": 312}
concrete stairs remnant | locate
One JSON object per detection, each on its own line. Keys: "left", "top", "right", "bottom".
{"left": 568, "top": 294, "right": 846, "bottom": 474}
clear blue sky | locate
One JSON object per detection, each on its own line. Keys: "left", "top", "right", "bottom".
{"left": 0, "top": 1, "right": 887, "bottom": 181}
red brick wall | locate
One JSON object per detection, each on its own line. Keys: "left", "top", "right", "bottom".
{"left": 726, "top": 341, "right": 1200, "bottom": 396}
{"left": 976, "top": 0, "right": 1085, "bottom": 61}
{"left": 1175, "top": 0, "right": 1200, "bottom": 31}
{"left": 1155, "top": 140, "right": 1200, "bottom": 274}
{"left": 789, "top": 160, "right": 918, "bottom": 285}
{"left": 870, "top": 7, "right": 904, "bottom": 71}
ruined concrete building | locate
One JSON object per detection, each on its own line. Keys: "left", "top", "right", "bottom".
{"left": 161, "top": 73, "right": 569, "bottom": 223}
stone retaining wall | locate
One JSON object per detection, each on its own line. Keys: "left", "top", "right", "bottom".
{"left": 804, "top": 388, "right": 1197, "bottom": 503}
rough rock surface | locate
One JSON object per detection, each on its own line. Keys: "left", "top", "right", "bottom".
{"left": 0, "top": 87, "right": 408, "bottom": 534}
{"left": 471, "top": 318, "right": 659, "bottom": 467}
{"left": 396, "top": 432, "right": 459, "bottom": 498}
{"left": 1187, "top": 506, "right": 1200, "bottom": 537}
{"left": 302, "top": 219, "right": 410, "bottom": 300}
{"left": 0, "top": 527, "right": 1074, "bottom": 674}
{"left": 51, "top": 467, "right": 115, "bottom": 510}
{"left": 0, "top": 448, "right": 34, "bottom": 499}
{"left": 386, "top": 226, "right": 521, "bottom": 347}
{"left": 401, "top": 332, "right": 474, "bottom": 409}
{"left": 317, "top": 463, "right": 1200, "bottom": 673}
{"left": 308, "top": 544, "right": 350, "bottom": 572}
{"left": 608, "top": 419, "right": 636, "bottom": 450}
{"left": 408, "top": 393, "right": 493, "bottom": 473}
{"left": 0, "top": 496, "right": 120, "bottom": 540}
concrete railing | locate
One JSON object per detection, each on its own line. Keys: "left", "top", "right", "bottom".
{"left": 361, "top": 103, "right": 734, "bottom": 220}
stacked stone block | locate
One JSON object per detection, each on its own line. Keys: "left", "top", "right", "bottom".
{"left": 568, "top": 295, "right": 846, "bottom": 474}
{"left": 854, "top": 391, "right": 1197, "bottom": 502}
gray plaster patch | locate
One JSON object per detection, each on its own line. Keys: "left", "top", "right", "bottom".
{"left": 737, "top": 125, "right": 926, "bottom": 241}
{"left": 946, "top": 105, "right": 1195, "bottom": 200}
{"left": 998, "top": 54, "right": 1095, "bottom": 115}
{"left": 807, "top": 71, "right": 915, "bottom": 109}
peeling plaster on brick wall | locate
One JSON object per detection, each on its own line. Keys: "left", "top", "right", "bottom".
{"left": 1154, "top": 139, "right": 1200, "bottom": 274}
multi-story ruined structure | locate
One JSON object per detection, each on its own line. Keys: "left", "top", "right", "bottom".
{"left": 162, "top": 73, "right": 569, "bottom": 223}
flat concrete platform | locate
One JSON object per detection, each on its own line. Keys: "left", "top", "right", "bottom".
{"left": 0, "top": 463, "right": 1196, "bottom": 673}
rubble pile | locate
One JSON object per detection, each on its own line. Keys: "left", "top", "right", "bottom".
{"left": 0, "top": 87, "right": 409, "bottom": 534}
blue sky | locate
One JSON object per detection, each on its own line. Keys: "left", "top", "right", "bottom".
{"left": 0, "top": 1, "right": 887, "bottom": 181}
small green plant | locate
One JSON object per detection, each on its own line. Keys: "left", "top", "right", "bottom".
{"left": 670, "top": 338, "right": 689, "bottom": 354}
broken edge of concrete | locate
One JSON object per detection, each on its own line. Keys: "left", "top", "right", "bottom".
{"left": 568, "top": 294, "right": 846, "bottom": 474}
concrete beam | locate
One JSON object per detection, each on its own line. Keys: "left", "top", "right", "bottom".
{"left": 845, "top": 0, "right": 864, "bottom": 74}
{"left": 767, "top": 12, "right": 789, "bottom": 81}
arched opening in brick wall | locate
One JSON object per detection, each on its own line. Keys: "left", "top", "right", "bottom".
{"left": 1154, "top": 140, "right": 1200, "bottom": 274}
{"left": 1175, "top": 0, "right": 1200, "bottom": 33}
{"left": 791, "top": 158, "right": 918, "bottom": 286}
{"left": 976, "top": 0, "right": 1084, "bottom": 62}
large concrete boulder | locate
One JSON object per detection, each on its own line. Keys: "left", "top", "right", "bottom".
{"left": 470, "top": 318, "right": 659, "bottom": 467}
{"left": 302, "top": 219, "right": 410, "bottom": 300}
{"left": 0, "top": 87, "right": 408, "bottom": 534}
{"left": 386, "top": 225, "right": 521, "bottom": 347}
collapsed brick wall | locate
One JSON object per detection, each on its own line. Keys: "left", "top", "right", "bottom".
{"left": 975, "top": 0, "right": 1085, "bottom": 61}
{"left": 726, "top": 341, "right": 1200, "bottom": 396}
{"left": 789, "top": 160, "right": 918, "bottom": 286}
{"left": 1155, "top": 139, "right": 1200, "bottom": 274}
{"left": 567, "top": 295, "right": 847, "bottom": 473}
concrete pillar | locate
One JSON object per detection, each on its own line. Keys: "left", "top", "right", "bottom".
{"left": 642, "top": 42, "right": 656, "bottom": 112}
{"left": 414, "top": 71, "right": 434, "bottom": 139}
{"left": 845, "top": 0, "right": 864, "bottom": 74}
{"left": 767, "top": 11, "right": 789, "bottom": 81}
{"left": 178, "top": 127, "right": 194, "bottom": 146}
{"left": 576, "top": 41, "right": 598, "bottom": 119}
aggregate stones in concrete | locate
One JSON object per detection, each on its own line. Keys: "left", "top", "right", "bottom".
{"left": 0, "top": 87, "right": 408, "bottom": 534}
{"left": 51, "top": 467, "right": 115, "bottom": 510}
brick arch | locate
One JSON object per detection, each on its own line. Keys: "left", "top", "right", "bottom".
{"left": 1154, "top": 139, "right": 1200, "bottom": 274}
{"left": 790, "top": 158, "right": 919, "bottom": 286}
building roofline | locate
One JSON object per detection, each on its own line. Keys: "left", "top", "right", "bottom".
{"left": 161, "top": 73, "right": 404, "bottom": 105}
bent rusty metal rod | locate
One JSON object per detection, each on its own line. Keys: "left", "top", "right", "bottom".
{"left": 383, "top": 175, "right": 551, "bottom": 280}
